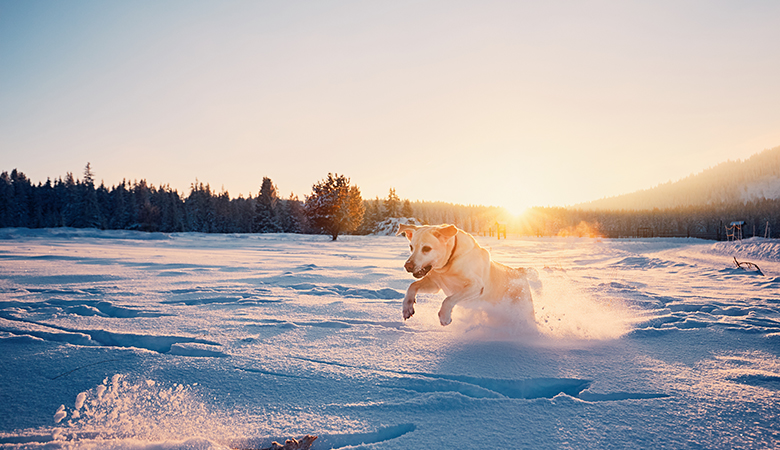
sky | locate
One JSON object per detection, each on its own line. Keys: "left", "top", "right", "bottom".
{"left": 2, "top": 0, "right": 780, "bottom": 215}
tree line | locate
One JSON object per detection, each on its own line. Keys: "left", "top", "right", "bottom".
{"left": 7, "top": 163, "right": 772, "bottom": 240}
{"left": 0, "top": 165, "right": 509, "bottom": 239}
{"left": 514, "top": 201, "right": 780, "bottom": 239}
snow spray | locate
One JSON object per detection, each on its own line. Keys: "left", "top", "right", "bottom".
{"left": 50, "top": 374, "right": 234, "bottom": 448}
{"left": 532, "top": 269, "right": 634, "bottom": 340}
{"left": 418, "top": 268, "right": 635, "bottom": 341}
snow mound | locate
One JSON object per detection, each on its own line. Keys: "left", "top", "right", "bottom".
{"left": 707, "top": 237, "right": 780, "bottom": 262}
{"left": 370, "top": 217, "right": 422, "bottom": 236}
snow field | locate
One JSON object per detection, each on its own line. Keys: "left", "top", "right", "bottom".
{"left": 0, "top": 229, "right": 778, "bottom": 449}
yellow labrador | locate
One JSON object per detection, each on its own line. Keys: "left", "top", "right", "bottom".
{"left": 397, "top": 223, "right": 536, "bottom": 326}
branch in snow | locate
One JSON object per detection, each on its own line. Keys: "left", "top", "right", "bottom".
{"left": 238, "top": 435, "right": 318, "bottom": 450}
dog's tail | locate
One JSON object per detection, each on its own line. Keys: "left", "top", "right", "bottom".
{"left": 520, "top": 267, "right": 542, "bottom": 293}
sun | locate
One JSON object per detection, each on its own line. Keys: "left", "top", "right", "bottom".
{"left": 504, "top": 203, "right": 531, "bottom": 217}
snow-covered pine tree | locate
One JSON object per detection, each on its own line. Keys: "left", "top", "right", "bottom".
{"left": 254, "top": 177, "right": 282, "bottom": 233}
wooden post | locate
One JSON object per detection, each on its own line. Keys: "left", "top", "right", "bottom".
{"left": 495, "top": 222, "right": 507, "bottom": 239}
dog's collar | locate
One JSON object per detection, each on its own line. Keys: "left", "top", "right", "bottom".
{"left": 441, "top": 234, "right": 458, "bottom": 270}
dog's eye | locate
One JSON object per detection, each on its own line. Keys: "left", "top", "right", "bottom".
{"left": 422, "top": 246, "right": 432, "bottom": 253}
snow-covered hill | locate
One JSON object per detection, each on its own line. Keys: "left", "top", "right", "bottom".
{"left": 579, "top": 145, "right": 780, "bottom": 210}
{"left": 369, "top": 217, "right": 422, "bottom": 236}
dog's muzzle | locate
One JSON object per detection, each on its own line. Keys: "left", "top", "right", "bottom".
{"left": 405, "top": 260, "right": 432, "bottom": 279}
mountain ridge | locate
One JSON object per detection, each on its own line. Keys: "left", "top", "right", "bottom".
{"left": 576, "top": 145, "right": 780, "bottom": 211}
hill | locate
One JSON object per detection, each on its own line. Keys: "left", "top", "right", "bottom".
{"left": 577, "top": 145, "right": 780, "bottom": 211}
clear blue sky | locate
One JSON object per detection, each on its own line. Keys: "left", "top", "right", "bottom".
{"left": 2, "top": 0, "right": 779, "bottom": 213}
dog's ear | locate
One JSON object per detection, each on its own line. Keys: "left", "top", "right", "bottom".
{"left": 433, "top": 224, "right": 458, "bottom": 240}
{"left": 397, "top": 223, "right": 418, "bottom": 240}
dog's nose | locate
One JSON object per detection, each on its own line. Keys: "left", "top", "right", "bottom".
{"left": 404, "top": 260, "right": 415, "bottom": 273}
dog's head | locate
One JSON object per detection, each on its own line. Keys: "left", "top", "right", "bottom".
{"left": 397, "top": 224, "right": 458, "bottom": 278}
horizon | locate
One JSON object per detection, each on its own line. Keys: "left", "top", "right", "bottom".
{"left": 2, "top": 1, "right": 780, "bottom": 215}
{"left": 2, "top": 143, "right": 779, "bottom": 215}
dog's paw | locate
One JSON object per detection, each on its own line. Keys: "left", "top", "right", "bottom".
{"left": 403, "top": 303, "right": 415, "bottom": 320}
{"left": 438, "top": 309, "right": 452, "bottom": 326}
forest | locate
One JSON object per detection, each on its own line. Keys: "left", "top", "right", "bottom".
{"left": 0, "top": 165, "right": 506, "bottom": 236}
{"left": 512, "top": 203, "right": 779, "bottom": 239}
{"left": 1, "top": 163, "right": 777, "bottom": 240}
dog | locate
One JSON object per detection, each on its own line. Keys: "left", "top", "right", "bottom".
{"left": 397, "top": 223, "right": 536, "bottom": 326}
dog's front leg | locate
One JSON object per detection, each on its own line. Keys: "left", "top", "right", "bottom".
{"left": 403, "top": 276, "right": 439, "bottom": 320}
{"left": 438, "top": 286, "right": 482, "bottom": 326}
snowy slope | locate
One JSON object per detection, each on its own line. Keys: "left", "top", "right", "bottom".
{"left": 0, "top": 229, "right": 778, "bottom": 449}
{"left": 578, "top": 145, "right": 780, "bottom": 210}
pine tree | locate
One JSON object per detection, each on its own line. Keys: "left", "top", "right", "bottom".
{"left": 77, "top": 163, "right": 103, "bottom": 228}
{"left": 358, "top": 199, "right": 377, "bottom": 234}
{"left": 96, "top": 182, "right": 112, "bottom": 229}
{"left": 304, "top": 173, "right": 364, "bottom": 240}
{"left": 186, "top": 180, "right": 212, "bottom": 232}
{"left": 374, "top": 196, "right": 386, "bottom": 222}
{"left": 158, "top": 185, "right": 185, "bottom": 232}
{"left": 284, "top": 193, "right": 306, "bottom": 233}
{"left": 233, "top": 194, "right": 255, "bottom": 233}
{"left": 133, "top": 179, "right": 160, "bottom": 232}
{"left": 276, "top": 193, "right": 304, "bottom": 234}
{"left": 384, "top": 188, "right": 400, "bottom": 218}
{"left": 10, "top": 169, "right": 32, "bottom": 227}
{"left": 62, "top": 172, "right": 79, "bottom": 227}
{"left": 109, "top": 180, "right": 133, "bottom": 229}
{"left": 401, "top": 199, "right": 413, "bottom": 218}
{"left": 0, "top": 172, "right": 13, "bottom": 228}
{"left": 254, "top": 177, "right": 282, "bottom": 233}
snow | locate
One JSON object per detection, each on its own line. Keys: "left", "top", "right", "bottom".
{"left": 707, "top": 237, "right": 780, "bottom": 262}
{"left": 370, "top": 217, "right": 421, "bottom": 236}
{"left": 741, "top": 177, "right": 780, "bottom": 204}
{"left": 0, "top": 228, "right": 778, "bottom": 449}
